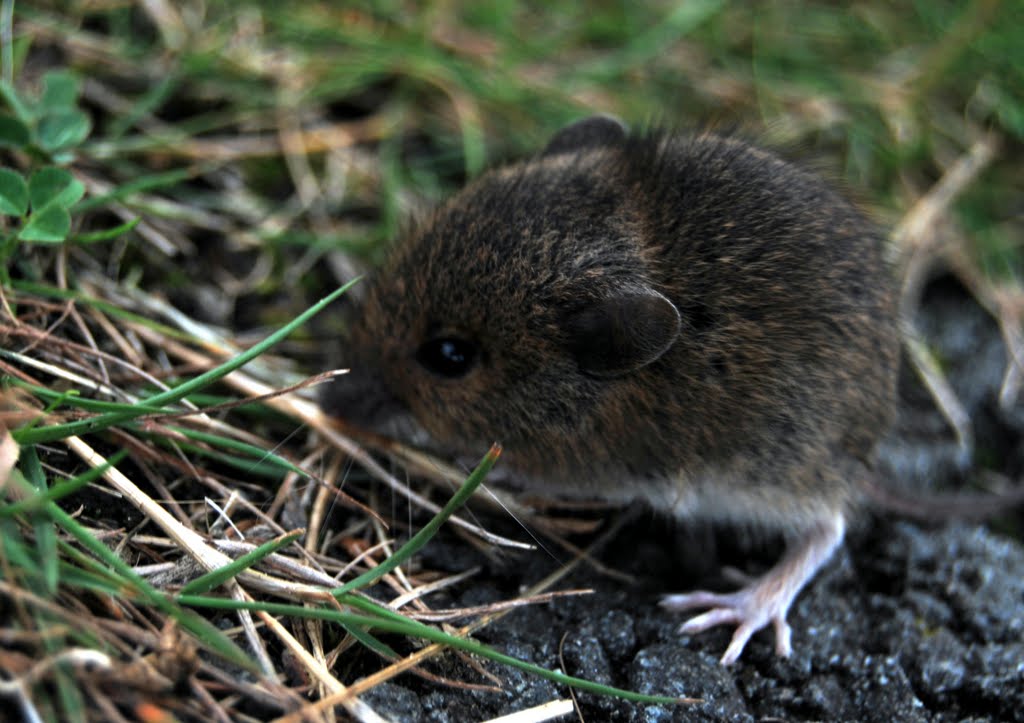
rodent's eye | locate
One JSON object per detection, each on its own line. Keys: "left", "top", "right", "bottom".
{"left": 415, "top": 337, "right": 478, "bottom": 378}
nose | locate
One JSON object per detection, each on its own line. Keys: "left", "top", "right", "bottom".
{"left": 319, "top": 364, "right": 407, "bottom": 428}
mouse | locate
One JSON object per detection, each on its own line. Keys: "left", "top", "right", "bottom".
{"left": 320, "top": 115, "right": 900, "bottom": 665}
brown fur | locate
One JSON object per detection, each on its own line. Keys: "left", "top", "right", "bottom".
{"left": 322, "top": 117, "right": 900, "bottom": 537}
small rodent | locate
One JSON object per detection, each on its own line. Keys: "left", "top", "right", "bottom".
{"left": 322, "top": 116, "right": 900, "bottom": 665}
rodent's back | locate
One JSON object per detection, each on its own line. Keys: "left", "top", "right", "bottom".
{"left": 625, "top": 134, "right": 897, "bottom": 469}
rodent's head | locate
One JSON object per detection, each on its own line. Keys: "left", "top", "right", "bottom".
{"left": 323, "top": 117, "right": 681, "bottom": 458}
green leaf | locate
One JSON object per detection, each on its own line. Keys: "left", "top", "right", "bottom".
{"left": 0, "top": 80, "right": 34, "bottom": 126}
{"left": 0, "top": 113, "right": 31, "bottom": 149}
{"left": 37, "top": 109, "right": 91, "bottom": 153}
{"left": 40, "top": 70, "right": 80, "bottom": 110}
{"left": 28, "top": 167, "right": 84, "bottom": 210}
{"left": 18, "top": 202, "right": 71, "bottom": 242}
{"left": 0, "top": 168, "right": 28, "bottom": 216}
{"left": 58, "top": 178, "right": 87, "bottom": 208}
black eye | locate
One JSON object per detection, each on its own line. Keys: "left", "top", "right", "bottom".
{"left": 415, "top": 337, "right": 479, "bottom": 378}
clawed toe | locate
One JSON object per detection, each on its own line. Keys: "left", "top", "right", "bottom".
{"left": 661, "top": 591, "right": 746, "bottom": 638}
{"left": 660, "top": 590, "right": 737, "bottom": 612}
{"left": 662, "top": 588, "right": 782, "bottom": 665}
{"left": 678, "top": 606, "right": 741, "bottom": 634}
{"left": 772, "top": 616, "right": 792, "bottom": 657}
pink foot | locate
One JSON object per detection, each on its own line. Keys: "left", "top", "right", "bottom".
{"left": 661, "top": 582, "right": 795, "bottom": 664}
{"left": 660, "top": 512, "right": 845, "bottom": 665}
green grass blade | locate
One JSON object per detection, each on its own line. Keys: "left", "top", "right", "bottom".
{"left": 106, "top": 73, "right": 179, "bottom": 140}
{"left": 4, "top": 380, "right": 172, "bottom": 415}
{"left": 341, "top": 623, "right": 403, "bottom": 661}
{"left": 157, "top": 425, "right": 314, "bottom": 481}
{"left": 71, "top": 166, "right": 200, "bottom": 212}
{"left": 57, "top": 561, "right": 136, "bottom": 599}
{"left": 178, "top": 529, "right": 303, "bottom": 595}
{"left": 177, "top": 595, "right": 687, "bottom": 706}
{"left": 72, "top": 217, "right": 140, "bottom": 243}
{"left": 0, "top": 450, "right": 127, "bottom": 517}
{"left": 20, "top": 447, "right": 60, "bottom": 594}
{"left": 57, "top": 538, "right": 135, "bottom": 594}
{"left": 1, "top": 514, "right": 40, "bottom": 575}
{"left": 152, "top": 438, "right": 294, "bottom": 482}
{"left": 331, "top": 444, "right": 501, "bottom": 596}
{"left": 41, "top": 615, "right": 87, "bottom": 723}
{"left": 6, "top": 281, "right": 191, "bottom": 340}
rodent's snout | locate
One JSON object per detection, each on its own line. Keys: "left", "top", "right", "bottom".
{"left": 319, "top": 362, "right": 407, "bottom": 430}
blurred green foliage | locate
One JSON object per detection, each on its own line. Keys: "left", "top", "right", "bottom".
{"left": 7, "top": 0, "right": 1023, "bottom": 287}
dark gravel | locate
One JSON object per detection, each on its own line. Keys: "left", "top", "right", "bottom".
{"left": 378, "top": 518, "right": 1021, "bottom": 722}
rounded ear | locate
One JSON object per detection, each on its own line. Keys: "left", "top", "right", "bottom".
{"left": 563, "top": 287, "right": 681, "bottom": 377}
{"left": 543, "top": 115, "right": 628, "bottom": 157}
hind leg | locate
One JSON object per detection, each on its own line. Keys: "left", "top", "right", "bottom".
{"left": 660, "top": 510, "right": 845, "bottom": 665}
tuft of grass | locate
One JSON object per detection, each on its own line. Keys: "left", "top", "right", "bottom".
{"left": 1, "top": 0, "right": 1021, "bottom": 720}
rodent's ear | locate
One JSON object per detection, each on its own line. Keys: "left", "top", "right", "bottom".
{"left": 563, "top": 287, "right": 681, "bottom": 377}
{"left": 543, "top": 115, "right": 628, "bottom": 156}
